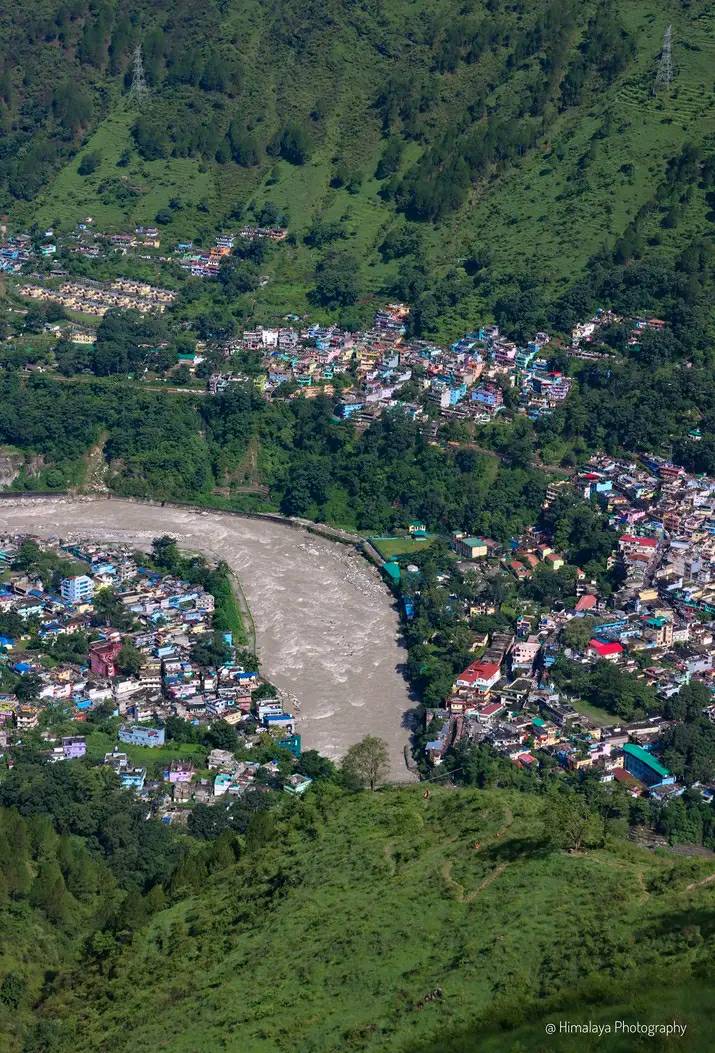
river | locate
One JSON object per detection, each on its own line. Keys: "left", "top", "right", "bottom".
{"left": 0, "top": 497, "right": 416, "bottom": 781}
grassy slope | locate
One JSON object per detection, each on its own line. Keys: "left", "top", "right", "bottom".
{"left": 454, "top": 1, "right": 715, "bottom": 297}
{"left": 53, "top": 785, "right": 715, "bottom": 1052}
{"left": 30, "top": 1, "right": 715, "bottom": 338}
{"left": 35, "top": 104, "right": 215, "bottom": 236}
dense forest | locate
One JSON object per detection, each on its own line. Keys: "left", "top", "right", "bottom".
{"left": 0, "top": 373, "right": 546, "bottom": 536}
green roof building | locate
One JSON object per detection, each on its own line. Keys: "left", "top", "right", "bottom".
{"left": 383, "top": 561, "right": 401, "bottom": 583}
{"left": 622, "top": 742, "right": 674, "bottom": 787}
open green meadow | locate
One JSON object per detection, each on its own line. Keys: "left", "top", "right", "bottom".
{"left": 47, "top": 784, "right": 715, "bottom": 1053}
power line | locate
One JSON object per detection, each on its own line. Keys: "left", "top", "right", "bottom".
{"left": 129, "top": 44, "right": 149, "bottom": 103}
{"left": 654, "top": 24, "right": 673, "bottom": 95}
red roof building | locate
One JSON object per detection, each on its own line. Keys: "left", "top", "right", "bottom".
{"left": 588, "top": 639, "right": 623, "bottom": 659}
{"left": 515, "top": 752, "right": 536, "bottom": 768}
{"left": 619, "top": 534, "right": 657, "bottom": 549}
{"left": 455, "top": 659, "right": 502, "bottom": 693}
{"left": 477, "top": 701, "right": 504, "bottom": 719}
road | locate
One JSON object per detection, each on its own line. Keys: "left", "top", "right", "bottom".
{"left": 0, "top": 496, "right": 416, "bottom": 781}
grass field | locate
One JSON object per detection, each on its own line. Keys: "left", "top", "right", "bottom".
{"left": 370, "top": 535, "right": 436, "bottom": 560}
{"left": 83, "top": 726, "right": 208, "bottom": 773}
{"left": 572, "top": 698, "right": 618, "bottom": 727}
{"left": 49, "top": 783, "right": 715, "bottom": 1053}
{"left": 34, "top": 103, "right": 216, "bottom": 240}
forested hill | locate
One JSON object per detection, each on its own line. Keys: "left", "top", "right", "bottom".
{"left": 11, "top": 783, "right": 715, "bottom": 1053}
{"left": 3, "top": 0, "right": 715, "bottom": 332}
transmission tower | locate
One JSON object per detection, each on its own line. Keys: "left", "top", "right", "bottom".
{"left": 129, "top": 44, "right": 148, "bottom": 103}
{"left": 653, "top": 24, "right": 673, "bottom": 95}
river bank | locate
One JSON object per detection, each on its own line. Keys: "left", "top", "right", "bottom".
{"left": 0, "top": 496, "right": 416, "bottom": 781}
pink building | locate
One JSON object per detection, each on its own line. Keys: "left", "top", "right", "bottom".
{"left": 89, "top": 639, "right": 122, "bottom": 678}
{"left": 167, "top": 760, "right": 194, "bottom": 784}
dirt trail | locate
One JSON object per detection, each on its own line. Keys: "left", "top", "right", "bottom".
{"left": 441, "top": 860, "right": 509, "bottom": 903}
{"left": 685, "top": 872, "right": 715, "bottom": 892}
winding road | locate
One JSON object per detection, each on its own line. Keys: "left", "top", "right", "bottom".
{"left": 0, "top": 497, "right": 416, "bottom": 780}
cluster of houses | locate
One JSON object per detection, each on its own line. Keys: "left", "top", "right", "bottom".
{"left": 177, "top": 233, "right": 239, "bottom": 279}
{"left": 20, "top": 277, "right": 176, "bottom": 317}
{"left": 0, "top": 537, "right": 307, "bottom": 815}
{"left": 201, "top": 303, "right": 686, "bottom": 437}
{"left": 569, "top": 308, "right": 667, "bottom": 359}
{"left": 413, "top": 456, "right": 715, "bottom": 803}
{"left": 205, "top": 308, "right": 575, "bottom": 426}
{"left": 0, "top": 231, "right": 33, "bottom": 273}
{"left": 12, "top": 218, "right": 286, "bottom": 280}
{"left": 175, "top": 228, "right": 285, "bottom": 278}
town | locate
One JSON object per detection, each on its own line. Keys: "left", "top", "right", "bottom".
{"left": 0, "top": 535, "right": 312, "bottom": 822}
{"left": 390, "top": 452, "right": 715, "bottom": 810}
{"left": 1, "top": 223, "right": 714, "bottom": 826}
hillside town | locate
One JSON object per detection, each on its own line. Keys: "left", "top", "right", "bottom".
{"left": 1, "top": 214, "right": 677, "bottom": 441}
{"left": 0, "top": 536, "right": 311, "bottom": 821}
{"left": 397, "top": 454, "right": 715, "bottom": 805}
{"left": 0, "top": 456, "right": 706, "bottom": 816}
{"left": 206, "top": 303, "right": 669, "bottom": 433}
{"left": 1, "top": 220, "right": 714, "bottom": 817}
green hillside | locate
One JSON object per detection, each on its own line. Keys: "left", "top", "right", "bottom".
{"left": 2, "top": 0, "right": 714, "bottom": 333}
{"left": 36, "top": 784, "right": 715, "bottom": 1053}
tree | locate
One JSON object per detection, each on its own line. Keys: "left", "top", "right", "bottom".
{"left": 0, "top": 973, "right": 25, "bottom": 1009}
{"left": 187, "top": 803, "right": 232, "bottom": 841}
{"left": 311, "top": 251, "right": 361, "bottom": 308}
{"left": 561, "top": 617, "right": 597, "bottom": 653}
{"left": 116, "top": 641, "right": 144, "bottom": 677}
{"left": 151, "top": 535, "right": 180, "bottom": 570}
{"left": 376, "top": 136, "right": 403, "bottom": 179}
{"left": 15, "top": 674, "right": 43, "bottom": 701}
{"left": 297, "top": 750, "right": 337, "bottom": 781}
{"left": 273, "top": 122, "right": 311, "bottom": 165}
{"left": 253, "top": 682, "right": 278, "bottom": 702}
{"left": 203, "top": 720, "right": 238, "bottom": 752}
{"left": 664, "top": 680, "right": 711, "bottom": 723}
{"left": 29, "top": 860, "right": 71, "bottom": 924}
{"left": 245, "top": 810, "right": 275, "bottom": 852}
{"left": 342, "top": 736, "right": 389, "bottom": 790}
{"left": 78, "top": 151, "right": 101, "bottom": 176}
{"left": 191, "top": 631, "right": 231, "bottom": 670}
{"left": 92, "top": 588, "right": 134, "bottom": 631}
{"left": 542, "top": 793, "right": 605, "bottom": 852}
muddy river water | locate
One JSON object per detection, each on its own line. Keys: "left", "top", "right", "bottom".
{"left": 0, "top": 497, "right": 415, "bottom": 780}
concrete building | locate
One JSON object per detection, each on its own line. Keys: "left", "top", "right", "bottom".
{"left": 90, "top": 638, "right": 122, "bottom": 678}
{"left": 118, "top": 724, "right": 165, "bottom": 748}
{"left": 622, "top": 743, "right": 675, "bottom": 788}
{"left": 61, "top": 575, "right": 94, "bottom": 605}
{"left": 451, "top": 535, "right": 489, "bottom": 560}
{"left": 62, "top": 735, "right": 87, "bottom": 759}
